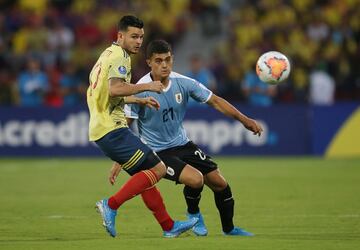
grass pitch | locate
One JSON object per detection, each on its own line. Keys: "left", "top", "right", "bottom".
{"left": 0, "top": 157, "right": 359, "bottom": 250}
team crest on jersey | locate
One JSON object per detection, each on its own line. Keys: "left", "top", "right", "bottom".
{"left": 175, "top": 93, "right": 182, "bottom": 103}
{"left": 118, "top": 66, "right": 127, "bottom": 75}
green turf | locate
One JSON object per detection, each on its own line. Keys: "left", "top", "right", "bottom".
{"left": 0, "top": 157, "right": 359, "bottom": 250}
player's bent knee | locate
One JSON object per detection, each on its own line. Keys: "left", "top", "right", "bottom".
{"left": 192, "top": 176, "right": 204, "bottom": 189}
{"left": 205, "top": 170, "right": 228, "bottom": 192}
{"left": 180, "top": 166, "right": 204, "bottom": 188}
{"left": 181, "top": 177, "right": 203, "bottom": 188}
{"left": 207, "top": 181, "right": 228, "bottom": 192}
{"left": 151, "top": 162, "right": 167, "bottom": 179}
{"left": 141, "top": 151, "right": 166, "bottom": 180}
{"left": 215, "top": 182, "right": 228, "bottom": 192}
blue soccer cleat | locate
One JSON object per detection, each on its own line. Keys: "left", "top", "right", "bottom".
{"left": 163, "top": 217, "right": 199, "bottom": 238}
{"left": 187, "top": 212, "right": 208, "bottom": 236}
{"left": 224, "top": 226, "right": 254, "bottom": 236}
{"left": 95, "top": 199, "right": 117, "bottom": 237}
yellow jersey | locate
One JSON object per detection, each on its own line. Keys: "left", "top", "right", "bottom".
{"left": 87, "top": 43, "right": 132, "bottom": 141}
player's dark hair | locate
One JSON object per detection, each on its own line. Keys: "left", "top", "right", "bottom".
{"left": 146, "top": 40, "right": 172, "bottom": 59}
{"left": 118, "top": 15, "right": 144, "bottom": 31}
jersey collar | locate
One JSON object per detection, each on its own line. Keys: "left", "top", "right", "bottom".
{"left": 112, "top": 42, "right": 130, "bottom": 58}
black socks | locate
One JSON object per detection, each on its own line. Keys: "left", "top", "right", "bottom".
{"left": 184, "top": 184, "right": 235, "bottom": 233}
{"left": 183, "top": 185, "right": 203, "bottom": 214}
{"left": 214, "top": 185, "right": 234, "bottom": 233}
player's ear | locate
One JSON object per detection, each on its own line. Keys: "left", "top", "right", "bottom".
{"left": 146, "top": 59, "right": 151, "bottom": 67}
{"left": 117, "top": 31, "right": 124, "bottom": 40}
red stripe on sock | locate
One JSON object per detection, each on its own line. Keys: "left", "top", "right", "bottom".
{"left": 108, "top": 170, "right": 159, "bottom": 210}
{"left": 141, "top": 186, "right": 174, "bottom": 231}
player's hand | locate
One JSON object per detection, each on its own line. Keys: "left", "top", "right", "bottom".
{"left": 109, "top": 162, "right": 122, "bottom": 185}
{"left": 147, "top": 81, "right": 164, "bottom": 94}
{"left": 243, "top": 118, "right": 263, "bottom": 136}
{"left": 138, "top": 97, "right": 160, "bottom": 110}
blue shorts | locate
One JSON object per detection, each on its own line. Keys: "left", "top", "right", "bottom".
{"left": 95, "top": 128, "right": 160, "bottom": 175}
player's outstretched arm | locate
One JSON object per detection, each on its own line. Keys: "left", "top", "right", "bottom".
{"left": 124, "top": 96, "right": 160, "bottom": 110}
{"left": 109, "top": 78, "right": 163, "bottom": 97}
{"left": 207, "top": 94, "right": 263, "bottom": 136}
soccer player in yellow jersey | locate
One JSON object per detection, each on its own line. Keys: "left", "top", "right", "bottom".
{"left": 87, "top": 16, "right": 197, "bottom": 238}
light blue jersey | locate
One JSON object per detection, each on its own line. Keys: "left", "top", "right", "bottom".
{"left": 125, "top": 72, "right": 212, "bottom": 152}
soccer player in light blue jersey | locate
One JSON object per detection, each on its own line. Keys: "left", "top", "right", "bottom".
{"left": 110, "top": 40, "right": 263, "bottom": 236}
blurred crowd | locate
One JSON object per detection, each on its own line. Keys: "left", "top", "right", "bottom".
{"left": 212, "top": 0, "right": 360, "bottom": 105}
{"left": 0, "top": 0, "right": 190, "bottom": 107}
{"left": 0, "top": 0, "right": 359, "bottom": 107}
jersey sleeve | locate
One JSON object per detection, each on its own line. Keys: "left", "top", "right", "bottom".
{"left": 108, "top": 56, "right": 129, "bottom": 80}
{"left": 124, "top": 104, "right": 140, "bottom": 119}
{"left": 187, "top": 79, "right": 213, "bottom": 103}
{"left": 124, "top": 92, "right": 145, "bottom": 119}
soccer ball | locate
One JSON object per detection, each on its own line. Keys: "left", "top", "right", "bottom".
{"left": 256, "top": 51, "right": 290, "bottom": 84}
